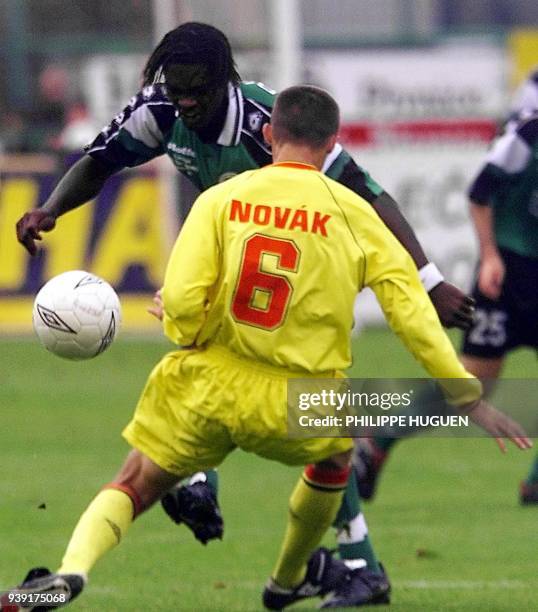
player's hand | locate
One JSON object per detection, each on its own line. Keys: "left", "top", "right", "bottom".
{"left": 465, "top": 399, "right": 532, "bottom": 452}
{"left": 478, "top": 253, "right": 505, "bottom": 300}
{"left": 429, "top": 281, "right": 475, "bottom": 330}
{"left": 147, "top": 289, "right": 164, "bottom": 320}
{"left": 16, "top": 209, "right": 57, "bottom": 256}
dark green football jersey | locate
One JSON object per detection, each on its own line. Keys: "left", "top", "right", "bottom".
{"left": 87, "top": 81, "right": 384, "bottom": 205}
{"left": 469, "top": 113, "right": 538, "bottom": 258}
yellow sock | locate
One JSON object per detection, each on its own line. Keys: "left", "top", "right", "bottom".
{"left": 58, "top": 488, "right": 134, "bottom": 576}
{"left": 271, "top": 474, "right": 345, "bottom": 588}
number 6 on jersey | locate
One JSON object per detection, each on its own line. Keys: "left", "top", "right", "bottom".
{"left": 231, "top": 234, "right": 300, "bottom": 329}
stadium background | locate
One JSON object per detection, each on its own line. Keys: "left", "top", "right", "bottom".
{"left": 1, "top": 2, "right": 537, "bottom": 611}
{"left": 2, "top": 0, "right": 538, "bottom": 331}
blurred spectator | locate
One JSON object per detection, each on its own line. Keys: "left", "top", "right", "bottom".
{"left": 28, "top": 64, "right": 70, "bottom": 151}
{"left": 0, "top": 110, "right": 32, "bottom": 153}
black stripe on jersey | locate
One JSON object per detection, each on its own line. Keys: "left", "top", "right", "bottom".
{"left": 336, "top": 158, "right": 382, "bottom": 204}
{"left": 517, "top": 115, "right": 538, "bottom": 148}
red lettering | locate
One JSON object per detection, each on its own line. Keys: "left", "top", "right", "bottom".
{"left": 288, "top": 209, "right": 308, "bottom": 232}
{"left": 229, "top": 199, "right": 251, "bottom": 222}
{"left": 274, "top": 206, "right": 291, "bottom": 229}
{"left": 232, "top": 234, "right": 299, "bottom": 329}
{"left": 253, "top": 205, "right": 271, "bottom": 225}
{"left": 311, "top": 212, "right": 331, "bottom": 237}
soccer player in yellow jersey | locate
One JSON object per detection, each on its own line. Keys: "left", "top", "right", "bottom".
{"left": 2, "top": 86, "right": 530, "bottom": 611}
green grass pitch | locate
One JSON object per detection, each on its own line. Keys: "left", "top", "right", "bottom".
{"left": 0, "top": 329, "right": 535, "bottom": 611}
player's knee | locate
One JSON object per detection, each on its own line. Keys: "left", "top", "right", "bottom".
{"left": 109, "top": 477, "right": 168, "bottom": 516}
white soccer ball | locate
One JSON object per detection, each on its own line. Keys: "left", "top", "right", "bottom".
{"left": 32, "top": 270, "right": 121, "bottom": 360}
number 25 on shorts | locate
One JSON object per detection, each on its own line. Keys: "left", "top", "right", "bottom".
{"left": 231, "top": 234, "right": 300, "bottom": 330}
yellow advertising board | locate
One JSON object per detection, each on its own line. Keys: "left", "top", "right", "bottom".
{"left": 0, "top": 159, "right": 174, "bottom": 333}
{"left": 508, "top": 28, "right": 538, "bottom": 86}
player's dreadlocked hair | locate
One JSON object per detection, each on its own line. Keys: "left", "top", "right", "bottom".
{"left": 142, "top": 22, "right": 241, "bottom": 87}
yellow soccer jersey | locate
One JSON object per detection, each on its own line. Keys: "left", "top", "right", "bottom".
{"left": 162, "top": 162, "right": 479, "bottom": 404}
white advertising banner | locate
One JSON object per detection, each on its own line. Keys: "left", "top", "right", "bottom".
{"left": 237, "top": 41, "right": 508, "bottom": 121}
{"left": 84, "top": 41, "right": 508, "bottom": 125}
{"left": 308, "top": 43, "right": 508, "bottom": 120}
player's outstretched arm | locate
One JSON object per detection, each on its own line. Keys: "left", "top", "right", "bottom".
{"left": 333, "top": 153, "right": 475, "bottom": 330}
{"left": 366, "top": 227, "right": 530, "bottom": 451}
{"left": 16, "top": 155, "right": 117, "bottom": 256}
{"left": 369, "top": 192, "right": 428, "bottom": 268}
{"left": 370, "top": 192, "right": 475, "bottom": 330}
{"left": 465, "top": 399, "right": 533, "bottom": 452}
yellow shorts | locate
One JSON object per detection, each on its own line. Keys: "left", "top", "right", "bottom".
{"left": 122, "top": 345, "right": 352, "bottom": 476}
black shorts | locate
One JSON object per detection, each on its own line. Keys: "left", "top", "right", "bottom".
{"left": 461, "top": 248, "right": 538, "bottom": 358}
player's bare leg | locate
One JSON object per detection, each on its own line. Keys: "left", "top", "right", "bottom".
{"left": 1, "top": 450, "right": 182, "bottom": 611}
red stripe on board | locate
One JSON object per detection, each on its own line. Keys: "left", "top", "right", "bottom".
{"left": 339, "top": 119, "right": 498, "bottom": 146}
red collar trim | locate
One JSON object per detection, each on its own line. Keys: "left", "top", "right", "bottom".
{"left": 270, "top": 162, "right": 317, "bottom": 170}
